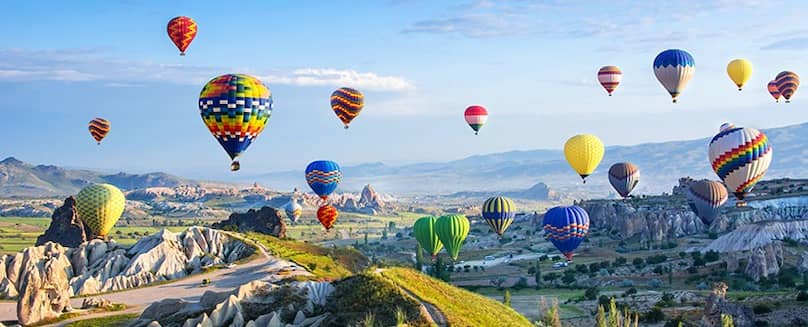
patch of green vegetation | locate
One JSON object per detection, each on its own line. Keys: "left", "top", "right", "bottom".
{"left": 381, "top": 267, "right": 533, "bottom": 327}
{"left": 63, "top": 313, "right": 139, "bottom": 327}
{"left": 247, "top": 232, "right": 368, "bottom": 279}
{"left": 327, "top": 273, "right": 428, "bottom": 326}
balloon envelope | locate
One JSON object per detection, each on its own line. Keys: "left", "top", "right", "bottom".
{"left": 305, "top": 160, "right": 342, "bottom": 200}
{"left": 167, "top": 16, "right": 197, "bottom": 56}
{"left": 76, "top": 183, "right": 126, "bottom": 237}
{"left": 543, "top": 206, "right": 590, "bottom": 260}
{"left": 285, "top": 199, "right": 302, "bottom": 223}
{"left": 686, "top": 180, "right": 728, "bottom": 226}
{"left": 768, "top": 80, "right": 781, "bottom": 102}
{"left": 564, "top": 134, "right": 604, "bottom": 182}
{"left": 88, "top": 118, "right": 110, "bottom": 144}
{"left": 317, "top": 205, "right": 338, "bottom": 231}
{"left": 775, "top": 71, "right": 799, "bottom": 102}
{"left": 608, "top": 162, "right": 640, "bottom": 198}
{"left": 413, "top": 216, "right": 444, "bottom": 258}
{"left": 464, "top": 105, "right": 488, "bottom": 135}
{"left": 597, "top": 66, "right": 622, "bottom": 96}
{"left": 708, "top": 126, "right": 772, "bottom": 200}
{"left": 653, "top": 49, "right": 695, "bottom": 102}
{"left": 331, "top": 87, "right": 364, "bottom": 128}
{"left": 726, "top": 59, "right": 752, "bottom": 91}
{"left": 482, "top": 196, "right": 516, "bottom": 236}
{"left": 199, "top": 74, "right": 272, "bottom": 171}
{"left": 435, "top": 214, "right": 470, "bottom": 260}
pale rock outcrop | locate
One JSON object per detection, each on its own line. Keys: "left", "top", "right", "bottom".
{"left": 15, "top": 242, "right": 73, "bottom": 326}
{"left": 700, "top": 282, "right": 754, "bottom": 327}
{"left": 743, "top": 243, "right": 783, "bottom": 282}
{"left": 302, "top": 281, "right": 335, "bottom": 306}
{"left": 798, "top": 251, "right": 808, "bottom": 274}
{"left": 705, "top": 220, "right": 808, "bottom": 253}
{"left": 81, "top": 297, "right": 112, "bottom": 309}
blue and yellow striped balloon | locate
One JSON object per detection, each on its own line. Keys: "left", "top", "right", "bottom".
{"left": 482, "top": 196, "right": 516, "bottom": 236}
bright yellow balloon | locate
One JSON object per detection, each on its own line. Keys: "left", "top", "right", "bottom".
{"left": 564, "top": 134, "right": 604, "bottom": 183}
{"left": 76, "top": 184, "right": 126, "bottom": 237}
{"left": 726, "top": 59, "right": 753, "bottom": 91}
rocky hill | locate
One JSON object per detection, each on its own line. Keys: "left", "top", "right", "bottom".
{"left": 0, "top": 157, "right": 193, "bottom": 198}
{"left": 449, "top": 182, "right": 560, "bottom": 201}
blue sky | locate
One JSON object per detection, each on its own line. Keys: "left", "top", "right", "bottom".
{"left": 1, "top": 0, "right": 807, "bottom": 180}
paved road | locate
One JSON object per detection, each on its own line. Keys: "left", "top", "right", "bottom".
{"left": 0, "top": 237, "right": 308, "bottom": 325}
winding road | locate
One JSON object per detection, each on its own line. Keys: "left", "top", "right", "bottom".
{"left": 0, "top": 237, "right": 308, "bottom": 326}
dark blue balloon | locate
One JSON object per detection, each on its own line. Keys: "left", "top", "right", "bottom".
{"left": 653, "top": 49, "right": 695, "bottom": 68}
{"left": 305, "top": 160, "right": 342, "bottom": 199}
{"left": 542, "top": 205, "right": 590, "bottom": 260}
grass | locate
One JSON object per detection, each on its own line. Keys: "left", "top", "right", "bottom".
{"left": 380, "top": 267, "right": 533, "bottom": 327}
{"left": 247, "top": 232, "right": 368, "bottom": 279}
{"left": 328, "top": 273, "right": 429, "bottom": 326}
{"left": 63, "top": 313, "right": 139, "bottom": 327}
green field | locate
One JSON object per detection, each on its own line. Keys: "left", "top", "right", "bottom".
{"left": 63, "top": 313, "right": 138, "bottom": 327}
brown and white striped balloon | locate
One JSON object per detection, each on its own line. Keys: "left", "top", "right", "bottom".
{"left": 88, "top": 118, "right": 110, "bottom": 144}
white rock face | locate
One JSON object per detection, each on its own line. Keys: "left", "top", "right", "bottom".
{"left": 705, "top": 220, "right": 808, "bottom": 253}
{"left": 14, "top": 242, "right": 73, "bottom": 326}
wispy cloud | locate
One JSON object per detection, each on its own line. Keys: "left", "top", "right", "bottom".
{"left": 762, "top": 37, "right": 808, "bottom": 51}
{"left": 0, "top": 48, "right": 415, "bottom": 92}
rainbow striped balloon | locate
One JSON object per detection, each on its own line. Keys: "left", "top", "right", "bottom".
{"left": 331, "top": 87, "right": 364, "bottom": 129}
{"left": 597, "top": 65, "right": 622, "bottom": 96}
{"left": 708, "top": 126, "right": 772, "bottom": 201}
{"left": 464, "top": 105, "right": 488, "bottom": 135}
{"left": 88, "top": 117, "right": 110, "bottom": 145}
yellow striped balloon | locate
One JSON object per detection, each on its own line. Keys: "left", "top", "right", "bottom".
{"left": 563, "top": 134, "right": 605, "bottom": 183}
{"left": 88, "top": 118, "right": 111, "bottom": 145}
{"left": 482, "top": 196, "right": 516, "bottom": 236}
{"left": 76, "top": 183, "right": 126, "bottom": 237}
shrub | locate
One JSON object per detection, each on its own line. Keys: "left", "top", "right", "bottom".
{"left": 647, "top": 254, "right": 667, "bottom": 265}
{"left": 648, "top": 279, "right": 663, "bottom": 289}
{"left": 584, "top": 287, "right": 599, "bottom": 300}
{"left": 704, "top": 250, "right": 720, "bottom": 263}
{"left": 513, "top": 277, "right": 529, "bottom": 289}
{"left": 624, "top": 287, "right": 637, "bottom": 296}
{"left": 752, "top": 304, "right": 772, "bottom": 314}
{"left": 643, "top": 307, "right": 665, "bottom": 323}
{"left": 796, "top": 291, "right": 808, "bottom": 302}
{"left": 754, "top": 320, "right": 769, "bottom": 327}
{"left": 633, "top": 257, "right": 645, "bottom": 267}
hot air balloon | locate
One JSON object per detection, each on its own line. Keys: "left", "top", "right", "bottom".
{"left": 686, "top": 180, "right": 728, "bottom": 226}
{"left": 331, "top": 87, "right": 364, "bottom": 129}
{"left": 719, "top": 122, "right": 736, "bottom": 132}
{"left": 597, "top": 66, "right": 622, "bottom": 96}
{"left": 464, "top": 105, "right": 488, "bottom": 135}
{"left": 708, "top": 126, "right": 772, "bottom": 203}
{"left": 435, "top": 214, "right": 469, "bottom": 261}
{"left": 284, "top": 199, "right": 302, "bottom": 223}
{"left": 305, "top": 160, "right": 342, "bottom": 200}
{"left": 608, "top": 162, "right": 640, "bottom": 198}
{"left": 482, "top": 196, "right": 515, "bottom": 236}
{"left": 775, "top": 71, "right": 799, "bottom": 103}
{"left": 167, "top": 16, "right": 197, "bottom": 56}
{"left": 413, "top": 216, "right": 443, "bottom": 259}
{"left": 653, "top": 49, "right": 695, "bottom": 103}
{"left": 88, "top": 118, "right": 110, "bottom": 145}
{"left": 76, "top": 184, "right": 125, "bottom": 238}
{"left": 317, "top": 205, "right": 338, "bottom": 231}
{"left": 768, "top": 80, "right": 781, "bottom": 103}
{"left": 726, "top": 59, "right": 752, "bottom": 91}
{"left": 199, "top": 74, "right": 272, "bottom": 171}
{"left": 564, "top": 134, "right": 604, "bottom": 183}
{"left": 543, "top": 205, "right": 589, "bottom": 261}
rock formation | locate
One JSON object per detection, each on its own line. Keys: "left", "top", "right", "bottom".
{"left": 580, "top": 199, "right": 705, "bottom": 241}
{"left": 35, "top": 196, "right": 94, "bottom": 247}
{"left": 1, "top": 227, "right": 253, "bottom": 303}
{"left": 14, "top": 242, "right": 73, "bottom": 326}
{"left": 799, "top": 251, "right": 808, "bottom": 274}
{"left": 213, "top": 206, "right": 287, "bottom": 238}
{"left": 705, "top": 220, "right": 808, "bottom": 253}
{"left": 700, "top": 282, "right": 754, "bottom": 327}
{"left": 359, "top": 184, "right": 385, "bottom": 210}
{"left": 131, "top": 280, "right": 331, "bottom": 327}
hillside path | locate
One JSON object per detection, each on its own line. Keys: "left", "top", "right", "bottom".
{"left": 0, "top": 235, "right": 308, "bottom": 326}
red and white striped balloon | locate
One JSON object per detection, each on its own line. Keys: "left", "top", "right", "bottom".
{"left": 598, "top": 66, "right": 622, "bottom": 96}
{"left": 464, "top": 105, "right": 488, "bottom": 135}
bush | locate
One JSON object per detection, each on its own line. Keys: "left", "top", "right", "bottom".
{"left": 643, "top": 307, "right": 665, "bottom": 323}
{"left": 704, "top": 250, "right": 720, "bottom": 262}
{"left": 797, "top": 291, "right": 808, "bottom": 302}
{"left": 613, "top": 257, "right": 627, "bottom": 266}
{"left": 575, "top": 264, "right": 589, "bottom": 274}
{"left": 752, "top": 304, "right": 772, "bottom": 314}
{"left": 584, "top": 287, "right": 599, "bottom": 300}
{"left": 679, "top": 252, "right": 687, "bottom": 259}
{"left": 648, "top": 278, "right": 663, "bottom": 289}
{"left": 621, "top": 279, "right": 634, "bottom": 287}
{"left": 624, "top": 287, "right": 637, "bottom": 296}
{"left": 754, "top": 320, "right": 769, "bottom": 327}
{"left": 513, "top": 277, "right": 529, "bottom": 289}
{"left": 647, "top": 254, "right": 667, "bottom": 265}
{"left": 633, "top": 257, "right": 645, "bottom": 267}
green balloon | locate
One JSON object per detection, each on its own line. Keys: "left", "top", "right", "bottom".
{"left": 435, "top": 214, "right": 470, "bottom": 260}
{"left": 413, "top": 216, "right": 443, "bottom": 258}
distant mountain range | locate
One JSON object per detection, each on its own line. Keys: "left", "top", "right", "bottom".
{"left": 252, "top": 122, "right": 807, "bottom": 196}
{"left": 0, "top": 157, "right": 193, "bottom": 198}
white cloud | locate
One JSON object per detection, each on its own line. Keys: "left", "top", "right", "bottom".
{"left": 0, "top": 48, "right": 415, "bottom": 92}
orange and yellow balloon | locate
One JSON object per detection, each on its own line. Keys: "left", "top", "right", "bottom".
{"left": 167, "top": 16, "right": 198, "bottom": 56}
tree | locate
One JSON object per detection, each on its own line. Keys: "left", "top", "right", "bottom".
{"left": 432, "top": 256, "right": 451, "bottom": 282}
{"left": 534, "top": 265, "right": 542, "bottom": 289}
{"left": 364, "top": 232, "right": 368, "bottom": 245}
{"left": 415, "top": 244, "right": 424, "bottom": 271}
{"left": 381, "top": 229, "right": 388, "bottom": 240}
{"left": 388, "top": 221, "right": 396, "bottom": 232}
{"left": 539, "top": 297, "right": 562, "bottom": 327}
{"left": 503, "top": 289, "right": 511, "bottom": 307}
{"left": 585, "top": 287, "right": 600, "bottom": 300}
{"left": 721, "top": 314, "right": 734, "bottom": 327}
{"left": 704, "top": 250, "right": 720, "bottom": 263}
{"left": 597, "top": 305, "right": 607, "bottom": 327}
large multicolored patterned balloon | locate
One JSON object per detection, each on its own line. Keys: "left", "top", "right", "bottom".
{"left": 167, "top": 16, "right": 197, "bottom": 56}
{"left": 88, "top": 118, "right": 110, "bottom": 145}
{"left": 413, "top": 216, "right": 443, "bottom": 259}
{"left": 435, "top": 214, "right": 470, "bottom": 260}
{"left": 608, "top": 162, "right": 640, "bottom": 198}
{"left": 719, "top": 122, "right": 736, "bottom": 132}
{"left": 284, "top": 199, "right": 302, "bottom": 223}
{"left": 482, "top": 196, "right": 515, "bottom": 236}
{"left": 305, "top": 160, "right": 342, "bottom": 200}
{"left": 543, "top": 205, "right": 589, "bottom": 261}
{"left": 76, "top": 184, "right": 126, "bottom": 237}
{"left": 708, "top": 126, "right": 772, "bottom": 201}
{"left": 464, "top": 105, "right": 488, "bottom": 135}
{"left": 726, "top": 59, "right": 752, "bottom": 91}
{"left": 199, "top": 74, "right": 272, "bottom": 171}
{"left": 686, "top": 180, "right": 728, "bottom": 226}
{"left": 564, "top": 134, "right": 605, "bottom": 183}
{"left": 775, "top": 71, "right": 799, "bottom": 103}
{"left": 653, "top": 49, "right": 695, "bottom": 103}
{"left": 597, "top": 66, "right": 622, "bottom": 96}
{"left": 331, "top": 87, "right": 364, "bottom": 129}
{"left": 768, "top": 80, "right": 781, "bottom": 103}
{"left": 317, "top": 205, "right": 338, "bottom": 231}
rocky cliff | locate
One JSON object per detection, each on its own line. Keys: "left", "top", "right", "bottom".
{"left": 0, "top": 227, "right": 253, "bottom": 300}
{"left": 212, "top": 207, "right": 287, "bottom": 238}
{"left": 705, "top": 220, "right": 808, "bottom": 253}
{"left": 35, "top": 196, "right": 94, "bottom": 247}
